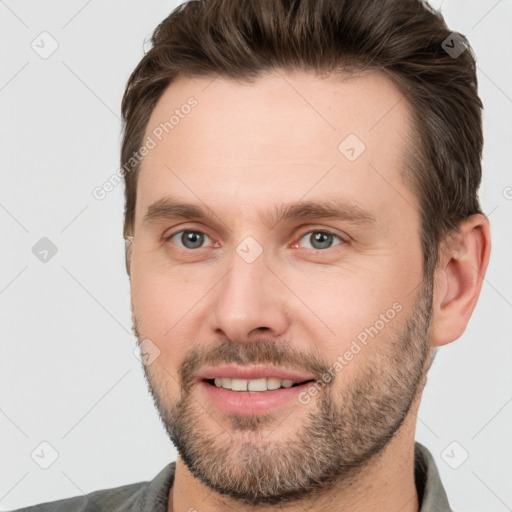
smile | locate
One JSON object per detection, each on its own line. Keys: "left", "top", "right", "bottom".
{"left": 207, "top": 377, "right": 306, "bottom": 391}
{"left": 200, "top": 378, "right": 315, "bottom": 415}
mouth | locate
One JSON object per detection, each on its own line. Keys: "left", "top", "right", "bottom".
{"left": 203, "top": 377, "right": 313, "bottom": 391}
{"left": 198, "top": 370, "right": 317, "bottom": 415}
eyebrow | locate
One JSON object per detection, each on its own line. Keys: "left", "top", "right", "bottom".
{"left": 142, "top": 196, "right": 377, "bottom": 230}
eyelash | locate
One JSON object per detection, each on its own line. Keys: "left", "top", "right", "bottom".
{"left": 163, "top": 228, "right": 346, "bottom": 252}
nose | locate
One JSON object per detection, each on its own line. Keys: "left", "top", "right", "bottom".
{"left": 210, "top": 248, "right": 290, "bottom": 343}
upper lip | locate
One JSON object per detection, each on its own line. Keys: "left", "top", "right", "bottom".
{"left": 197, "top": 365, "right": 316, "bottom": 382}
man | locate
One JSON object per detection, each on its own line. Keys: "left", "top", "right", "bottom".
{"left": 14, "top": 0, "right": 491, "bottom": 510}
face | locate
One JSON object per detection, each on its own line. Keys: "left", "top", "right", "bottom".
{"left": 129, "top": 70, "right": 434, "bottom": 505}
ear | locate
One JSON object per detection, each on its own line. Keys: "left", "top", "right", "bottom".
{"left": 430, "top": 214, "right": 491, "bottom": 347}
{"left": 125, "top": 235, "right": 134, "bottom": 277}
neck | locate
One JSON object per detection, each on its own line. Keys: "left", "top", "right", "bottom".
{"left": 168, "top": 408, "right": 421, "bottom": 512}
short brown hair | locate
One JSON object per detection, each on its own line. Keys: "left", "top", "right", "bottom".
{"left": 121, "top": 0, "right": 483, "bottom": 278}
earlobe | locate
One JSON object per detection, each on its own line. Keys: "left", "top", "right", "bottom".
{"left": 430, "top": 214, "right": 491, "bottom": 347}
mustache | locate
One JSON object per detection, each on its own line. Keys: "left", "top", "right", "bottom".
{"left": 178, "top": 338, "right": 330, "bottom": 388}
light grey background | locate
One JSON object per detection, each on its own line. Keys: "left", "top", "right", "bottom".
{"left": 1, "top": 0, "right": 511, "bottom": 510}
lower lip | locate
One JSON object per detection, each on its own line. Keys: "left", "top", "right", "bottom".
{"left": 200, "top": 380, "right": 313, "bottom": 415}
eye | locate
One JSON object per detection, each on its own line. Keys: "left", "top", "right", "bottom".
{"left": 294, "top": 230, "right": 345, "bottom": 251}
{"left": 165, "top": 230, "right": 213, "bottom": 250}
{"left": 164, "top": 228, "right": 345, "bottom": 252}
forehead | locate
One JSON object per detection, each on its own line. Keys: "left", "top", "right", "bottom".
{"left": 135, "top": 69, "right": 418, "bottom": 229}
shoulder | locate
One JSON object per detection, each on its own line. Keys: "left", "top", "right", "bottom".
{"left": 9, "top": 480, "right": 147, "bottom": 512}
{"left": 8, "top": 461, "right": 180, "bottom": 512}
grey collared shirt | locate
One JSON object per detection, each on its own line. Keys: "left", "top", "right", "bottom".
{"left": 11, "top": 442, "right": 451, "bottom": 511}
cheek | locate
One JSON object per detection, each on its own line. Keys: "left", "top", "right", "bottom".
{"left": 130, "top": 259, "right": 202, "bottom": 371}
{"left": 131, "top": 243, "right": 199, "bottom": 325}
{"left": 283, "top": 258, "right": 414, "bottom": 361}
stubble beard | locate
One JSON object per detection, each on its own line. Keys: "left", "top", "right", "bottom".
{"left": 133, "top": 281, "right": 434, "bottom": 506}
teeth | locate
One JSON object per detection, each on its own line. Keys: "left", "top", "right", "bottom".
{"left": 248, "top": 378, "right": 267, "bottom": 391}
{"left": 231, "top": 378, "right": 248, "bottom": 391}
{"left": 267, "top": 377, "right": 281, "bottom": 390}
{"left": 211, "top": 377, "right": 300, "bottom": 391}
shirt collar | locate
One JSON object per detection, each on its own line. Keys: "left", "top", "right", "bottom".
{"left": 414, "top": 441, "right": 452, "bottom": 511}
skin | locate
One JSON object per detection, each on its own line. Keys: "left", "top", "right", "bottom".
{"left": 127, "top": 70, "right": 491, "bottom": 512}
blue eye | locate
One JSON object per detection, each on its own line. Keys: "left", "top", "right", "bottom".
{"left": 296, "top": 230, "right": 343, "bottom": 250}
{"left": 167, "top": 230, "right": 212, "bottom": 249}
